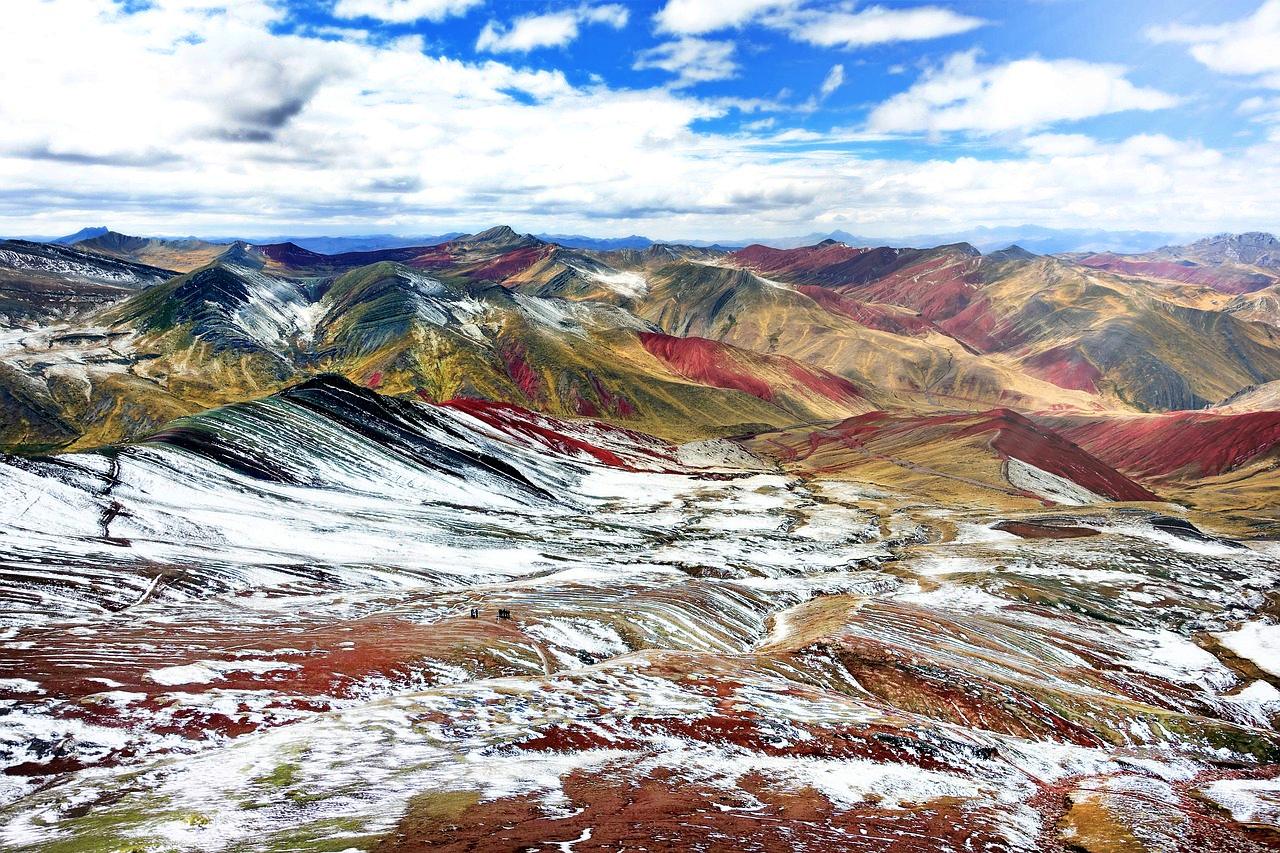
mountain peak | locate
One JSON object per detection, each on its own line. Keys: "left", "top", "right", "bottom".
{"left": 252, "top": 241, "right": 328, "bottom": 268}
{"left": 464, "top": 225, "right": 539, "bottom": 249}
{"left": 215, "top": 240, "right": 264, "bottom": 266}
{"left": 76, "top": 229, "right": 148, "bottom": 251}
{"left": 1195, "top": 231, "right": 1279, "bottom": 248}
{"left": 986, "top": 244, "right": 1037, "bottom": 262}
{"left": 471, "top": 224, "right": 518, "bottom": 241}
{"left": 52, "top": 226, "right": 109, "bottom": 245}
{"left": 934, "top": 241, "right": 981, "bottom": 257}
{"left": 1174, "top": 231, "right": 1280, "bottom": 268}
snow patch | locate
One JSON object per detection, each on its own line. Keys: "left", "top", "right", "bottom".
{"left": 1213, "top": 620, "right": 1280, "bottom": 677}
{"left": 145, "top": 659, "right": 300, "bottom": 686}
{"left": 567, "top": 263, "right": 648, "bottom": 299}
{"left": 676, "top": 439, "right": 770, "bottom": 471}
{"left": 1199, "top": 777, "right": 1280, "bottom": 829}
{"left": 146, "top": 663, "right": 224, "bottom": 686}
{"left": 1006, "top": 458, "right": 1106, "bottom": 506}
{"left": 1117, "top": 628, "right": 1235, "bottom": 691}
{"left": 0, "top": 678, "right": 42, "bottom": 694}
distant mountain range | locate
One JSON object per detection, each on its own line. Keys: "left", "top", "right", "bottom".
{"left": 9, "top": 228, "right": 465, "bottom": 256}
{"left": 231, "top": 233, "right": 465, "bottom": 254}
{"left": 10, "top": 223, "right": 1205, "bottom": 255}
{"left": 771, "top": 225, "right": 1200, "bottom": 254}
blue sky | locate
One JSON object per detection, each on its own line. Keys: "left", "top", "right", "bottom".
{"left": 2, "top": 0, "right": 1280, "bottom": 239}
{"left": 314, "top": 0, "right": 1263, "bottom": 151}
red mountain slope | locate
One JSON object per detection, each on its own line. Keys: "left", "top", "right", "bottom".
{"left": 1040, "top": 410, "right": 1280, "bottom": 480}
{"left": 1075, "top": 254, "right": 1273, "bottom": 295}
{"left": 733, "top": 241, "right": 993, "bottom": 347}
{"left": 756, "top": 408, "right": 1158, "bottom": 503}
{"left": 856, "top": 248, "right": 984, "bottom": 323}
{"left": 793, "top": 285, "right": 937, "bottom": 335}
{"left": 731, "top": 241, "right": 909, "bottom": 286}
{"left": 439, "top": 396, "right": 678, "bottom": 471}
{"left": 638, "top": 332, "right": 864, "bottom": 406}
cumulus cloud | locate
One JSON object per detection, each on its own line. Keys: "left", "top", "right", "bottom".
{"left": 477, "top": 4, "right": 628, "bottom": 53}
{"left": 654, "top": 0, "right": 983, "bottom": 47}
{"left": 654, "top": 0, "right": 798, "bottom": 35}
{"left": 806, "top": 131, "right": 1241, "bottom": 234}
{"left": 581, "top": 3, "right": 630, "bottom": 27}
{"left": 333, "top": 0, "right": 483, "bottom": 24}
{"left": 3, "top": 0, "right": 1280, "bottom": 240}
{"left": 188, "top": 32, "right": 351, "bottom": 142}
{"left": 778, "top": 4, "right": 985, "bottom": 48}
{"left": 477, "top": 13, "right": 578, "bottom": 53}
{"left": 633, "top": 38, "right": 739, "bottom": 86}
{"left": 1147, "top": 1, "right": 1280, "bottom": 88}
{"left": 1239, "top": 95, "right": 1280, "bottom": 126}
{"left": 1017, "top": 132, "right": 1221, "bottom": 167}
{"left": 1018, "top": 133, "right": 1099, "bottom": 158}
{"left": 866, "top": 51, "right": 1179, "bottom": 135}
{"left": 820, "top": 64, "right": 845, "bottom": 98}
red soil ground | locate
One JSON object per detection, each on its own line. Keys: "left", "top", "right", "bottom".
{"left": 792, "top": 409, "right": 1158, "bottom": 502}
{"left": 1043, "top": 410, "right": 1280, "bottom": 480}
{"left": 639, "top": 332, "right": 862, "bottom": 405}
{"left": 1076, "top": 255, "right": 1273, "bottom": 295}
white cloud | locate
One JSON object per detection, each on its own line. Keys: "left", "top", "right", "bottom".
{"left": 333, "top": 0, "right": 482, "bottom": 24}
{"left": 633, "top": 38, "right": 739, "bottom": 86}
{"left": 653, "top": 0, "right": 983, "bottom": 48}
{"left": 3, "top": 0, "right": 1280, "bottom": 240}
{"left": 1242, "top": 100, "right": 1280, "bottom": 142}
{"left": 1018, "top": 133, "right": 1221, "bottom": 169}
{"left": 654, "top": 0, "right": 797, "bottom": 35}
{"left": 806, "top": 132, "right": 1241, "bottom": 236}
{"left": 1148, "top": 1, "right": 1280, "bottom": 88}
{"left": 1238, "top": 95, "right": 1280, "bottom": 126}
{"left": 477, "top": 4, "right": 628, "bottom": 53}
{"left": 477, "top": 12, "right": 577, "bottom": 52}
{"left": 779, "top": 4, "right": 985, "bottom": 48}
{"left": 1019, "top": 133, "right": 1098, "bottom": 158}
{"left": 820, "top": 64, "right": 845, "bottom": 98}
{"left": 582, "top": 3, "right": 629, "bottom": 28}
{"left": 867, "top": 51, "right": 1180, "bottom": 135}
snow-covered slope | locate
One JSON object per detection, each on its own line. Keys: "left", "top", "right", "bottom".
{"left": 1, "top": 378, "right": 1278, "bottom": 851}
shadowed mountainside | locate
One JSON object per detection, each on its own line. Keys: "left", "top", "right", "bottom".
{"left": 0, "top": 239, "right": 174, "bottom": 324}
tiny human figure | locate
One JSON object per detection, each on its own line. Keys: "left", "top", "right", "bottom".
{"left": 469, "top": 607, "right": 479, "bottom": 619}
{"left": 497, "top": 608, "right": 511, "bottom": 620}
